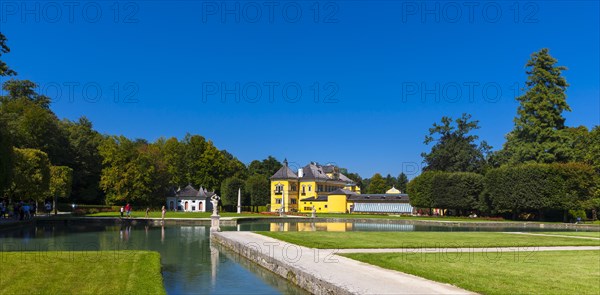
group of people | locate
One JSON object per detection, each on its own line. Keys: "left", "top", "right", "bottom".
{"left": 119, "top": 203, "right": 168, "bottom": 220}
{"left": 120, "top": 203, "right": 167, "bottom": 219}
{"left": 0, "top": 199, "right": 40, "bottom": 221}
{"left": 120, "top": 203, "right": 132, "bottom": 218}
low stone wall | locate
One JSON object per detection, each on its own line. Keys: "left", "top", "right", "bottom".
{"left": 211, "top": 232, "right": 350, "bottom": 295}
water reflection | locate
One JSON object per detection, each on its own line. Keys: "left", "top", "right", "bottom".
{"left": 0, "top": 223, "right": 305, "bottom": 295}
{"left": 236, "top": 220, "right": 599, "bottom": 233}
{"left": 0, "top": 220, "right": 596, "bottom": 295}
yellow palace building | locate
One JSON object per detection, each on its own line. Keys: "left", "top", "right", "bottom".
{"left": 270, "top": 160, "right": 413, "bottom": 214}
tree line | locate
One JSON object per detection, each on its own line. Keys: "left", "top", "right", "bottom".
{"left": 0, "top": 33, "right": 291, "bottom": 209}
{"left": 408, "top": 48, "right": 599, "bottom": 221}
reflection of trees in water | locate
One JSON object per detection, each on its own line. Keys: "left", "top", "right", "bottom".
{"left": 1, "top": 223, "right": 305, "bottom": 294}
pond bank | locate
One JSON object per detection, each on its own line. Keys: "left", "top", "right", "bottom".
{"left": 2, "top": 215, "right": 598, "bottom": 231}
{"left": 211, "top": 231, "right": 473, "bottom": 295}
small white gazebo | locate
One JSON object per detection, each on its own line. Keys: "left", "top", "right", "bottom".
{"left": 166, "top": 184, "right": 215, "bottom": 212}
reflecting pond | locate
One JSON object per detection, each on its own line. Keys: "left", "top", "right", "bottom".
{"left": 0, "top": 223, "right": 307, "bottom": 295}
{"left": 234, "top": 220, "right": 600, "bottom": 232}
{"left": 0, "top": 220, "right": 596, "bottom": 294}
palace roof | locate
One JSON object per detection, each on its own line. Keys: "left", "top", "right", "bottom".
{"left": 174, "top": 184, "right": 215, "bottom": 199}
{"left": 270, "top": 165, "right": 299, "bottom": 180}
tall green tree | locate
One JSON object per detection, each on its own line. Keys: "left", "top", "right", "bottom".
{"left": 60, "top": 117, "right": 103, "bottom": 203}
{"left": 384, "top": 174, "right": 396, "bottom": 189}
{"left": 0, "top": 117, "right": 13, "bottom": 194}
{"left": 396, "top": 172, "right": 408, "bottom": 193}
{"left": 431, "top": 172, "right": 483, "bottom": 214}
{"left": 407, "top": 171, "right": 442, "bottom": 210}
{"left": 584, "top": 126, "right": 600, "bottom": 173}
{"left": 503, "top": 48, "right": 571, "bottom": 164}
{"left": 245, "top": 174, "right": 270, "bottom": 207}
{"left": 367, "top": 173, "right": 387, "bottom": 194}
{"left": 49, "top": 166, "right": 73, "bottom": 214}
{"left": 248, "top": 156, "right": 282, "bottom": 176}
{"left": 421, "top": 113, "right": 491, "bottom": 173}
{"left": 0, "top": 32, "right": 17, "bottom": 77}
{"left": 99, "top": 136, "right": 167, "bottom": 206}
{"left": 159, "top": 137, "right": 187, "bottom": 187}
{"left": 220, "top": 176, "right": 246, "bottom": 207}
{"left": 0, "top": 80, "right": 70, "bottom": 165}
{"left": 0, "top": 34, "right": 16, "bottom": 193}
{"left": 8, "top": 148, "right": 51, "bottom": 203}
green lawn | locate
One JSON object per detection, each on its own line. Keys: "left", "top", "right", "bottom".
{"left": 86, "top": 211, "right": 266, "bottom": 218}
{"left": 536, "top": 231, "right": 600, "bottom": 238}
{"left": 343, "top": 250, "right": 600, "bottom": 295}
{"left": 258, "top": 232, "right": 600, "bottom": 248}
{"left": 0, "top": 251, "right": 165, "bottom": 294}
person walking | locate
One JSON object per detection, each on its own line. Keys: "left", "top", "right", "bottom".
{"left": 145, "top": 207, "right": 150, "bottom": 218}
{"left": 120, "top": 206, "right": 124, "bottom": 218}
{"left": 125, "top": 203, "right": 131, "bottom": 217}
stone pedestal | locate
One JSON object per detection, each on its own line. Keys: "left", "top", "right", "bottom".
{"left": 211, "top": 215, "right": 221, "bottom": 232}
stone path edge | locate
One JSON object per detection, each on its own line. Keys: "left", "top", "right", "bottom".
{"left": 211, "top": 231, "right": 475, "bottom": 295}
{"left": 211, "top": 231, "right": 353, "bottom": 295}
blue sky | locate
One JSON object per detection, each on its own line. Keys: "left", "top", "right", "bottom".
{"left": 1, "top": 0, "right": 598, "bottom": 179}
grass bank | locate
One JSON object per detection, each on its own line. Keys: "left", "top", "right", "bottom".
{"left": 258, "top": 232, "right": 600, "bottom": 248}
{"left": 343, "top": 250, "right": 600, "bottom": 295}
{"left": 0, "top": 251, "right": 165, "bottom": 294}
{"left": 86, "top": 211, "right": 265, "bottom": 218}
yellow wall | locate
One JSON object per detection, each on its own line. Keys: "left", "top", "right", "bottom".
{"left": 327, "top": 194, "right": 348, "bottom": 213}
{"left": 299, "top": 194, "right": 349, "bottom": 214}
{"left": 271, "top": 177, "right": 353, "bottom": 213}
{"left": 344, "top": 184, "right": 361, "bottom": 194}
{"left": 298, "top": 181, "right": 317, "bottom": 200}
{"left": 299, "top": 200, "right": 328, "bottom": 213}
{"left": 270, "top": 180, "right": 299, "bottom": 212}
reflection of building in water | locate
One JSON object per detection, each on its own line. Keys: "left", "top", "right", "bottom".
{"left": 179, "top": 226, "right": 206, "bottom": 243}
{"left": 352, "top": 223, "right": 415, "bottom": 232}
{"left": 270, "top": 222, "right": 353, "bottom": 232}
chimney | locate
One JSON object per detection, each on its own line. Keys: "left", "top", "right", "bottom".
{"left": 298, "top": 168, "right": 304, "bottom": 178}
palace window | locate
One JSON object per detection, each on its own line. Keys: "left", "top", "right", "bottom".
{"left": 291, "top": 199, "right": 297, "bottom": 204}
{"left": 275, "top": 198, "right": 282, "bottom": 204}
{"left": 301, "top": 185, "right": 306, "bottom": 194}
{"left": 291, "top": 184, "right": 297, "bottom": 191}
{"left": 275, "top": 184, "right": 284, "bottom": 193}
{"left": 308, "top": 185, "right": 312, "bottom": 192}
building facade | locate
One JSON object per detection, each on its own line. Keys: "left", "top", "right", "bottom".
{"left": 270, "top": 160, "right": 413, "bottom": 214}
{"left": 166, "top": 184, "right": 215, "bottom": 212}
{"left": 270, "top": 160, "right": 360, "bottom": 213}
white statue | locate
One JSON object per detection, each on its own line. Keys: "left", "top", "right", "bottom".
{"left": 211, "top": 195, "right": 220, "bottom": 216}
{"left": 210, "top": 194, "right": 221, "bottom": 232}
